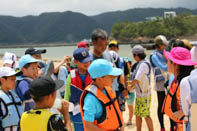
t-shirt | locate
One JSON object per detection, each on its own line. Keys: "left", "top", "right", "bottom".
{"left": 83, "top": 90, "right": 107, "bottom": 122}
{"left": 134, "top": 60, "right": 151, "bottom": 97}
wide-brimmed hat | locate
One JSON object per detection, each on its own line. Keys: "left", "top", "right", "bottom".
{"left": 165, "top": 47, "right": 197, "bottom": 66}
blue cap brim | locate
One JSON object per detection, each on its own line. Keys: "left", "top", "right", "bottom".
{"left": 80, "top": 56, "right": 93, "bottom": 63}
{"left": 108, "top": 68, "right": 123, "bottom": 76}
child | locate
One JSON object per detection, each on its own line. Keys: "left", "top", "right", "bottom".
{"left": 80, "top": 59, "right": 124, "bottom": 131}
{"left": 20, "top": 76, "right": 71, "bottom": 131}
{"left": 64, "top": 48, "right": 93, "bottom": 131}
{"left": 0, "top": 67, "right": 23, "bottom": 130}
{"left": 15, "top": 54, "right": 40, "bottom": 111}
{"left": 128, "top": 45, "right": 154, "bottom": 131}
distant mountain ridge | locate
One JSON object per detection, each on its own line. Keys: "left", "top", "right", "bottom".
{"left": 0, "top": 7, "right": 197, "bottom": 44}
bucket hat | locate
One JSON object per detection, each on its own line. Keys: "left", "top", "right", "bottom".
{"left": 165, "top": 47, "right": 197, "bottom": 66}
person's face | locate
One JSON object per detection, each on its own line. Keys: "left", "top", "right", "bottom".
{"left": 32, "top": 54, "right": 42, "bottom": 60}
{"left": 168, "top": 59, "right": 175, "bottom": 74}
{"left": 97, "top": 75, "right": 116, "bottom": 87}
{"left": 3, "top": 63, "right": 13, "bottom": 68}
{"left": 75, "top": 60, "right": 90, "bottom": 71}
{"left": 0, "top": 76, "right": 16, "bottom": 91}
{"left": 86, "top": 45, "right": 90, "bottom": 51}
{"left": 133, "top": 54, "right": 140, "bottom": 62}
{"left": 22, "top": 63, "right": 39, "bottom": 79}
{"left": 109, "top": 46, "right": 119, "bottom": 53}
{"left": 93, "top": 38, "right": 108, "bottom": 55}
{"left": 158, "top": 44, "right": 166, "bottom": 50}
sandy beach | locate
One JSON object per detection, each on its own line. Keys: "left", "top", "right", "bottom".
{"left": 0, "top": 58, "right": 170, "bottom": 131}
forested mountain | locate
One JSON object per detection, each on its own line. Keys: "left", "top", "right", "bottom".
{"left": 0, "top": 8, "right": 196, "bottom": 44}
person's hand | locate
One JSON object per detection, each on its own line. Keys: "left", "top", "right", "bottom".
{"left": 172, "top": 110, "right": 185, "bottom": 121}
{"left": 61, "top": 56, "right": 71, "bottom": 65}
{"left": 122, "top": 89, "right": 128, "bottom": 97}
{"left": 58, "top": 99, "right": 69, "bottom": 116}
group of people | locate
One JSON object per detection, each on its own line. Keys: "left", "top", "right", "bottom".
{"left": 0, "top": 28, "right": 197, "bottom": 131}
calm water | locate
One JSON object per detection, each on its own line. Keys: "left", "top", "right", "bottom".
{"left": 0, "top": 45, "right": 153, "bottom": 60}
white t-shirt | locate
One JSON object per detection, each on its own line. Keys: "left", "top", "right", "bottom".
{"left": 135, "top": 60, "right": 151, "bottom": 97}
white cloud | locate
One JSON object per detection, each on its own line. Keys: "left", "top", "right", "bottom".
{"left": 0, "top": 0, "right": 196, "bottom": 17}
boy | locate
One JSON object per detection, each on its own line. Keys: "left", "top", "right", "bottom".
{"left": 15, "top": 54, "right": 40, "bottom": 111}
{"left": 0, "top": 67, "right": 23, "bottom": 130}
{"left": 20, "top": 76, "right": 71, "bottom": 131}
{"left": 128, "top": 45, "right": 154, "bottom": 131}
{"left": 80, "top": 59, "right": 124, "bottom": 131}
{"left": 64, "top": 48, "right": 93, "bottom": 131}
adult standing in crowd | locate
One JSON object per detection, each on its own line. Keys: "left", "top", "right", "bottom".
{"left": 150, "top": 35, "right": 172, "bottom": 131}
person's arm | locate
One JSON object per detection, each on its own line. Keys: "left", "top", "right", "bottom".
{"left": 128, "top": 62, "right": 148, "bottom": 90}
{"left": 151, "top": 54, "right": 168, "bottom": 71}
{"left": 0, "top": 101, "right": 3, "bottom": 130}
{"left": 84, "top": 121, "right": 105, "bottom": 131}
{"left": 54, "top": 56, "right": 71, "bottom": 74}
{"left": 17, "top": 81, "right": 31, "bottom": 101}
{"left": 64, "top": 75, "right": 71, "bottom": 101}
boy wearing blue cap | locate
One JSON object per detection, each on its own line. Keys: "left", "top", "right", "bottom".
{"left": 0, "top": 67, "right": 23, "bottom": 131}
{"left": 80, "top": 59, "right": 124, "bottom": 131}
{"left": 15, "top": 54, "right": 40, "bottom": 111}
{"left": 64, "top": 48, "right": 93, "bottom": 131}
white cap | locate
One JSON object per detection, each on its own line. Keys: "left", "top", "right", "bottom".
{"left": 3, "top": 52, "right": 19, "bottom": 69}
{"left": 0, "top": 67, "right": 21, "bottom": 78}
{"left": 191, "top": 45, "right": 197, "bottom": 62}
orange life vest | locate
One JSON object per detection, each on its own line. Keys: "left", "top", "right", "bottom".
{"left": 80, "top": 85, "right": 124, "bottom": 131}
{"left": 162, "top": 80, "right": 183, "bottom": 131}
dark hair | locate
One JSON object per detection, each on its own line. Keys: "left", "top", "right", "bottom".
{"left": 177, "top": 65, "right": 194, "bottom": 84}
{"left": 173, "top": 40, "right": 191, "bottom": 50}
{"left": 109, "top": 44, "right": 119, "bottom": 49}
{"left": 134, "top": 53, "right": 146, "bottom": 60}
{"left": 31, "top": 95, "right": 45, "bottom": 103}
{"left": 91, "top": 29, "right": 108, "bottom": 43}
{"left": 23, "top": 63, "right": 32, "bottom": 69}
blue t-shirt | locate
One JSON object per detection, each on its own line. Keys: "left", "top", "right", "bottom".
{"left": 152, "top": 50, "right": 168, "bottom": 71}
{"left": 83, "top": 90, "right": 107, "bottom": 122}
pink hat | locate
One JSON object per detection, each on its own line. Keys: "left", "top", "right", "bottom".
{"left": 77, "top": 42, "right": 89, "bottom": 48}
{"left": 165, "top": 47, "right": 197, "bottom": 66}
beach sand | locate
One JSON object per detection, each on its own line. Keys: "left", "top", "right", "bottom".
{"left": 0, "top": 59, "right": 170, "bottom": 131}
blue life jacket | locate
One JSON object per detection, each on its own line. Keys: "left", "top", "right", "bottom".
{"left": 15, "top": 76, "right": 34, "bottom": 111}
{"left": 0, "top": 90, "right": 23, "bottom": 128}
{"left": 150, "top": 50, "right": 167, "bottom": 82}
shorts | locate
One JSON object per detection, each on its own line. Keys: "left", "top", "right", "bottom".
{"left": 134, "top": 95, "right": 151, "bottom": 118}
{"left": 127, "top": 92, "right": 135, "bottom": 106}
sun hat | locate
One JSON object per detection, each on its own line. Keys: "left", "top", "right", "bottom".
{"left": 73, "top": 48, "right": 92, "bottom": 63}
{"left": 132, "top": 45, "right": 145, "bottom": 54}
{"left": 29, "top": 76, "right": 64, "bottom": 98}
{"left": 154, "top": 35, "right": 168, "bottom": 46}
{"left": 165, "top": 47, "right": 197, "bottom": 66}
{"left": 25, "top": 48, "right": 46, "bottom": 55}
{"left": 3, "top": 52, "right": 19, "bottom": 69}
{"left": 88, "top": 59, "right": 122, "bottom": 79}
{"left": 19, "top": 55, "right": 40, "bottom": 70}
{"left": 77, "top": 42, "right": 89, "bottom": 48}
{"left": 0, "top": 67, "right": 22, "bottom": 78}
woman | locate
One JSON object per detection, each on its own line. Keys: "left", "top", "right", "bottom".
{"left": 163, "top": 47, "right": 195, "bottom": 131}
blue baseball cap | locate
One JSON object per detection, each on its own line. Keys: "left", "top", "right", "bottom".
{"left": 19, "top": 55, "right": 40, "bottom": 70}
{"left": 88, "top": 59, "right": 122, "bottom": 79}
{"left": 73, "top": 48, "right": 92, "bottom": 63}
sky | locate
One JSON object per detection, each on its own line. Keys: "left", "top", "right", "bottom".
{"left": 0, "top": 0, "right": 197, "bottom": 17}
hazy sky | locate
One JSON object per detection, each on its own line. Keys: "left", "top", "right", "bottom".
{"left": 0, "top": 0, "right": 197, "bottom": 17}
